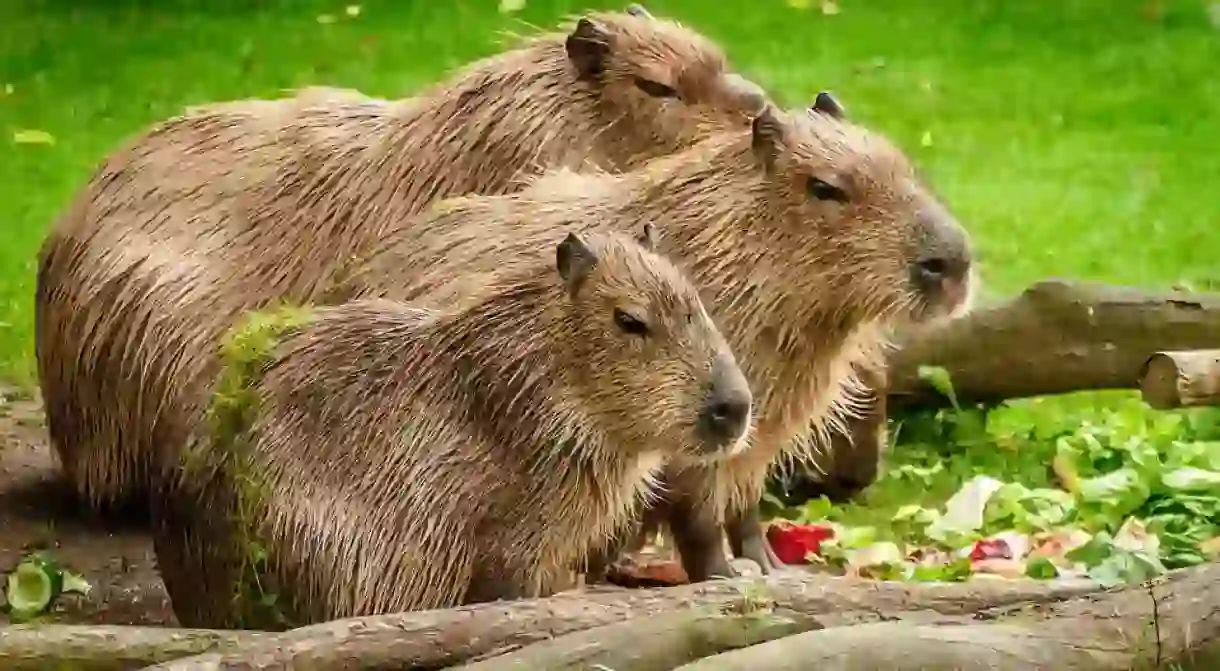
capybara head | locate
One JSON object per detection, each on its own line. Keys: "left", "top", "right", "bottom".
{"left": 747, "top": 93, "right": 974, "bottom": 327}
{"left": 552, "top": 225, "right": 753, "bottom": 461}
{"left": 564, "top": 6, "right": 768, "bottom": 152}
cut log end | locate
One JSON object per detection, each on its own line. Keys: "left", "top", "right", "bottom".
{"left": 1140, "top": 349, "right": 1220, "bottom": 410}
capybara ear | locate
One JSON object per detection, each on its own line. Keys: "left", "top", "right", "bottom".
{"left": 625, "top": 3, "right": 653, "bottom": 19}
{"left": 557, "top": 232, "right": 600, "bottom": 294}
{"left": 751, "top": 105, "right": 788, "bottom": 172}
{"left": 566, "top": 18, "right": 612, "bottom": 79}
{"left": 811, "top": 90, "right": 848, "bottom": 120}
{"left": 637, "top": 222, "right": 660, "bottom": 251}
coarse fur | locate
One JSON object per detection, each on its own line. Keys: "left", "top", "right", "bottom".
{"left": 331, "top": 102, "right": 976, "bottom": 579}
{"left": 34, "top": 8, "right": 768, "bottom": 514}
{"left": 154, "top": 229, "right": 752, "bottom": 628}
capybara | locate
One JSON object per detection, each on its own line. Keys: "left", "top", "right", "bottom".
{"left": 153, "top": 226, "right": 754, "bottom": 628}
{"left": 34, "top": 6, "right": 768, "bottom": 515}
{"left": 331, "top": 96, "right": 975, "bottom": 582}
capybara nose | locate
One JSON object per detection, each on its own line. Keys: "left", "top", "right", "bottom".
{"left": 697, "top": 357, "right": 752, "bottom": 452}
{"left": 698, "top": 396, "right": 751, "bottom": 451}
{"left": 910, "top": 201, "right": 973, "bottom": 309}
{"left": 909, "top": 254, "right": 970, "bottom": 297}
{"left": 911, "top": 256, "right": 949, "bottom": 287}
{"left": 724, "top": 73, "right": 769, "bottom": 116}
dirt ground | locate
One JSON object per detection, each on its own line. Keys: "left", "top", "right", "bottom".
{"left": 0, "top": 386, "right": 176, "bottom": 627}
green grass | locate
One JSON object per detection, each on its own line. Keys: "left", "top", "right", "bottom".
{"left": 2, "top": 0, "right": 1219, "bottom": 383}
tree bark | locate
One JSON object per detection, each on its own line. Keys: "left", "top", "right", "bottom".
{"left": 886, "top": 279, "right": 1220, "bottom": 409}
{"left": 145, "top": 572, "right": 1101, "bottom": 670}
{"left": 452, "top": 607, "right": 822, "bottom": 671}
{"left": 0, "top": 624, "right": 270, "bottom": 671}
{"left": 1140, "top": 350, "right": 1220, "bottom": 409}
{"left": 674, "top": 561, "right": 1220, "bottom": 671}
{"left": 673, "top": 622, "right": 1115, "bottom": 670}
{"left": 13, "top": 565, "right": 1220, "bottom": 671}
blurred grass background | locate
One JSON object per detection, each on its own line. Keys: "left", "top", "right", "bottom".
{"left": 1, "top": 0, "right": 1218, "bottom": 387}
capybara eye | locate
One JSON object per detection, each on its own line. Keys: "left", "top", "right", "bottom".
{"left": 633, "top": 76, "right": 679, "bottom": 99}
{"left": 613, "top": 308, "right": 650, "bottom": 337}
{"left": 806, "top": 177, "right": 848, "bottom": 203}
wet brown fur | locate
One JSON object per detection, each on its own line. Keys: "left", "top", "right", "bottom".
{"left": 332, "top": 104, "right": 975, "bottom": 574}
{"left": 34, "top": 9, "right": 765, "bottom": 513}
{"left": 154, "top": 229, "right": 750, "bottom": 628}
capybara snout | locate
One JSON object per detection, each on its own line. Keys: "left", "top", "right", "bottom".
{"left": 907, "top": 199, "right": 974, "bottom": 321}
{"left": 695, "top": 353, "right": 752, "bottom": 456}
{"left": 719, "top": 73, "right": 769, "bottom": 118}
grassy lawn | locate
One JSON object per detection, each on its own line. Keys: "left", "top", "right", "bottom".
{"left": 3, "top": 0, "right": 1219, "bottom": 383}
{"left": 2, "top": 0, "right": 1219, "bottom": 580}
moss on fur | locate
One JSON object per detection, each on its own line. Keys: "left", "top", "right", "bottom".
{"left": 186, "top": 301, "right": 317, "bottom": 628}
{"left": 210, "top": 303, "right": 317, "bottom": 441}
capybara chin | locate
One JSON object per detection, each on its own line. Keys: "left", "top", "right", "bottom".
{"left": 337, "top": 95, "right": 974, "bottom": 582}
{"left": 153, "top": 226, "right": 753, "bottom": 629}
{"left": 34, "top": 5, "right": 768, "bottom": 515}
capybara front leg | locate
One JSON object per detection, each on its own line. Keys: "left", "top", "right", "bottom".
{"left": 668, "top": 497, "right": 734, "bottom": 582}
{"left": 726, "top": 504, "right": 787, "bottom": 574}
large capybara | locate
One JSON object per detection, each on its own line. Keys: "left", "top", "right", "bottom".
{"left": 330, "top": 97, "right": 975, "bottom": 582}
{"left": 154, "top": 226, "right": 754, "bottom": 628}
{"left": 34, "top": 5, "right": 768, "bottom": 516}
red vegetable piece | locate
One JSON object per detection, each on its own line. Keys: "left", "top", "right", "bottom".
{"left": 765, "top": 522, "right": 835, "bottom": 565}
{"left": 969, "top": 538, "right": 1013, "bottom": 562}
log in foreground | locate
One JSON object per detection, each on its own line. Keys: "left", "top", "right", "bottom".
{"left": 11, "top": 564, "right": 1220, "bottom": 671}
{"left": 0, "top": 624, "right": 271, "bottom": 671}
{"left": 145, "top": 572, "right": 1101, "bottom": 670}
{"left": 673, "top": 561, "right": 1220, "bottom": 671}
{"left": 453, "top": 607, "right": 822, "bottom": 671}
{"left": 673, "top": 622, "right": 1112, "bottom": 670}
{"left": 886, "top": 279, "right": 1220, "bottom": 408}
{"left": 1141, "top": 350, "right": 1220, "bottom": 410}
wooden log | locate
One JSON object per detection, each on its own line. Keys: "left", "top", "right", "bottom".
{"left": 452, "top": 607, "right": 822, "bottom": 671}
{"left": 1140, "top": 350, "right": 1220, "bottom": 409}
{"left": 0, "top": 624, "right": 270, "bottom": 671}
{"left": 13, "top": 564, "right": 1220, "bottom": 670}
{"left": 886, "top": 279, "right": 1220, "bottom": 409}
{"left": 673, "top": 561, "right": 1220, "bottom": 671}
{"left": 672, "top": 622, "right": 1114, "bottom": 670}
{"left": 144, "top": 572, "right": 1101, "bottom": 670}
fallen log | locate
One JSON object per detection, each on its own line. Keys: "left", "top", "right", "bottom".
{"left": 1140, "top": 350, "right": 1220, "bottom": 410}
{"left": 673, "top": 622, "right": 1112, "bottom": 670}
{"left": 0, "top": 624, "right": 271, "bottom": 671}
{"left": 885, "top": 279, "right": 1220, "bottom": 409}
{"left": 453, "top": 607, "right": 822, "bottom": 671}
{"left": 11, "top": 564, "right": 1220, "bottom": 671}
{"left": 144, "top": 571, "right": 1101, "bottom": 670}
{"left": 673, "top": 561, "right": 1220, "bottom": 671}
